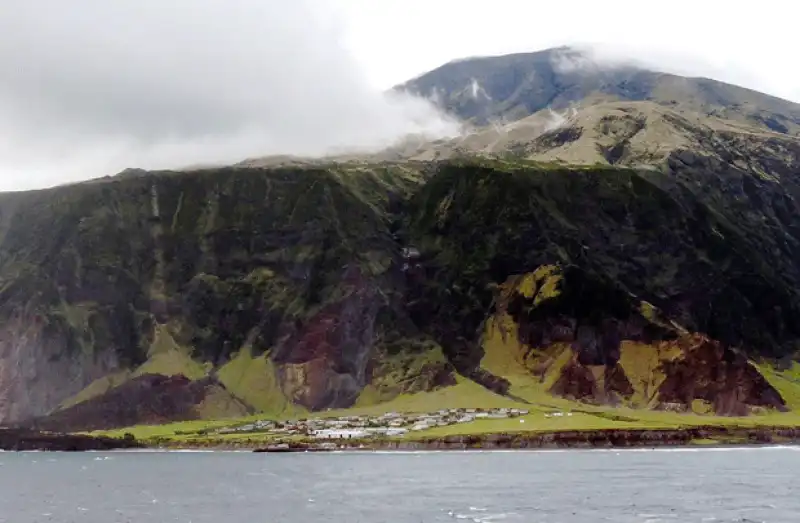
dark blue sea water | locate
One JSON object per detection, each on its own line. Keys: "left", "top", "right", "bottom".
{"left": 0, "top": 447, "right": 797, "bottom": 522}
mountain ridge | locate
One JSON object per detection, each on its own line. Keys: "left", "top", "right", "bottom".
{"left": 396, "top": 46, "right": 800, "bottom": 136}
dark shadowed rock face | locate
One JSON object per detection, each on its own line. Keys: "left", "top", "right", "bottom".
{"left": 26, "top": 374, "right": 248, "bottom": 433}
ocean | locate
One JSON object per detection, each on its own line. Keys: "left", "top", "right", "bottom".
{"left": 1, "top": 447, "right": 797, "bottom": 522}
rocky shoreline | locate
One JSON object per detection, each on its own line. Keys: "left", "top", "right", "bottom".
{"left": 251, "top": 426, "right": 800, "bottom": 453}
{"left": 2, "top": 426, "right": 798, "bottom": 452}
{"left": 0, "top": 429, "right": 141, "bottom": 451}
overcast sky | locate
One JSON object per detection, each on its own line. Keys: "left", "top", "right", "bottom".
{"left": 338, "top": 0, "right": 799, "bottom": 98}
{"left": 1, "top": 0, "right": 797, "bottom": 191}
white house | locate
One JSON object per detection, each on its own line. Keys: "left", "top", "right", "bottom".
{"left": 312, "top": 429, "right": 369, "bottom": 439}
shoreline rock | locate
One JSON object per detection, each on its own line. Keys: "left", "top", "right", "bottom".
{"left": 250, "top": 426, "right": 800, "bottom": 453}
{"left": 0, "top": 428, "right": 142, "bottom": 451}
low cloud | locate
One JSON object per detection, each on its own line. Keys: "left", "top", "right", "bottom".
{"left": 0, "top": 0, "right": 459, "bottom": 191}
{"left": 549, "top": 44, "right": 678, "bottom": 76}
{"left": 549, "top": 43, "right": 769, "bottom": 92}
{"left": 550, "top": 47, "right": 609, "bottom": 74}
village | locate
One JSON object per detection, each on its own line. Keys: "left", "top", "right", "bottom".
{"left": 216, "top": 407, "right": 531, "bottom": 440}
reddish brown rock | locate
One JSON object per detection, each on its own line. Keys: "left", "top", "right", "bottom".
{"left": 656, "top": 336, "right": 787, "bottom": 415}
{"left": 550, "top": 360, "right": 597, "bottom": 400}
{"left": 549, "top": 360, "right": 634, "bottom": 404}
{"left": 272, "top": 266, "right": 385, "bottom": 410}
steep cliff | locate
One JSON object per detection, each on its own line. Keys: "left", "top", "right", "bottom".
{"left": 5, "top": 154, "right": 800, "bottom": 429}
{"left": 404, "top": 158, "right": 800, "bottom": 356}
{"left": 0, "top": 163, "right": 454, "bottom": 426}
{"left": 394, "top": 157, "right": 800, "bottom": 414}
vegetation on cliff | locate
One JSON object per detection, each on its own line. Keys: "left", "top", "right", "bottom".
{"left": 0, "top": 162, "right": 457, "bottom": 427}
{"left": 1, "top": 148, "right": 799, "bottom": 435}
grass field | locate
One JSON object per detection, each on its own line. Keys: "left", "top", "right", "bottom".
{"left": 89, "top": 372, "right": 800, "bottom": 448}
{"left": 84, "top": 315, "right": 800, "bottom": 447}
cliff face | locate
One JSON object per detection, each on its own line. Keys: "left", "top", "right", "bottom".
{"left": 396, "top": 157, "right": 800, "bottom": 415}
{"left": 0, "top": 164, "right": 454, "bottom": 425}
{"left": 4, "top": 152, "right": 800, "bottom": 429}
{"left": 404, "top": 159, "right": 800, "bottom": 359}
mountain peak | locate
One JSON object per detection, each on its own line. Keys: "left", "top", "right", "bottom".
{"left": 398, "top": 46, "right": 800, "bottom": 137}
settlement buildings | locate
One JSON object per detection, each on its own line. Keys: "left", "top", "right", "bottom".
{"left": 216, "top": 408, "right": 530, "bottom": 440}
